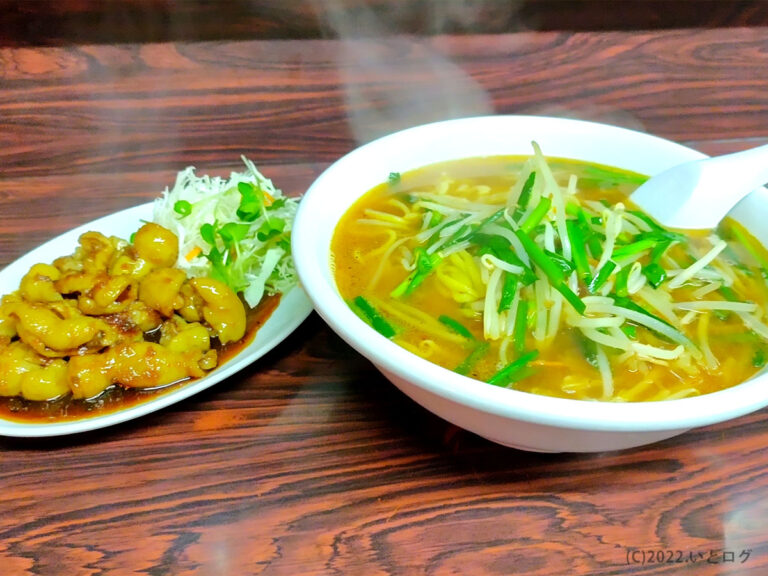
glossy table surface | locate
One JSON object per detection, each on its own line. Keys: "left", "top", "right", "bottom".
{"left": 2, "top": 23, "right": 768, "bottom": 575}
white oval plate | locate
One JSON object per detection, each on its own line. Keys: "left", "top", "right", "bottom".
{"left": 0, "top": 203, "right": 313, "bottom": 437}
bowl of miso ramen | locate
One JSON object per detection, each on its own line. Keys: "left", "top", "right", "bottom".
{"left": 292, "top": 115, "right": 768, "bottom": 452}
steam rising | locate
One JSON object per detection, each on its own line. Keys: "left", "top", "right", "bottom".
{"left": 313, "top": 0, "right": 645, "bottom": 142}
{"left": 315, "top": 0, "right": 495, "bottom": 143}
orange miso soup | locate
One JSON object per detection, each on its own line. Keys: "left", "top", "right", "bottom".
{"left": 331, "top": 154, "right": 768, "bottom": 402}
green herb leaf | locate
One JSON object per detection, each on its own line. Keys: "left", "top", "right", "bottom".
{"left": 219, "top": 222, "right": 250, "bottom": 246}
{"left": 200, "top": 222, "right": 217, "bottom": 246}
{"left": 237, "top": 181, "right": 262, "bottom": 221}
{"left": 257, "top": 217, "right": 286, "bottom": 242}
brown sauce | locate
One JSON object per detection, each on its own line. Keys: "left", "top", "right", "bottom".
{"left": 0, "top": 293, "right": 281, "bottom": 423}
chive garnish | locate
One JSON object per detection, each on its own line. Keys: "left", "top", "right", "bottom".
{"left": 513, "top": 229, "right": 585, "bottom": 314}
{"left": 455, "top": 342, "right": 490, "bottom": 375}
{"left": 498, "top": 273, "right": 519, "bottom": 313}
{"left": 566, "top": 219, "right": 592, "bottom": 284}
{"left": 351, "top": 296, "right": 396, "bottom": 338}
{"left": 643, "top": 263, "right": 667, "bottom": 288}
{"left": 487, "top": 350, "right": 539, "bottom": 387}
{"left": 588, "top": 261, "right": 617, "bottom": 294}
{"left": 516, "top": 171, "right": 536, "bottom": 211}
{"left": 520, "top": 196, "right": 552, "bottom": 233}
{"left": 513, "top": 299, "right": 529, "bottom": 354}
{"left": 439, "top": 315, "right": 475, "bottom": 340}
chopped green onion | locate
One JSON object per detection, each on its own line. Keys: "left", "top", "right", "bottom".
{"left": 513, "top": 229, "right": 586, "bottom": 314}
{"left": 388, "top": 172, "right": 401, "bottom": 185}
{"left": 425, "top": 218, "right": 458, "bottom": 248}
{"left": 443, "top": 208, "right": 505, "bottom": 250}
{"left": 620, "top": 323, "right": 637, "bottom": 339}
{"left": 351, "top": 296, "right": 396, "bottom": 338}
{"left": 439, "top": 315, "right": 475, "bottom": 340}
{"left": 588, "top": 261, "right": 617, "bottom": 294}
{"left": 614, "top": 264, "right": 632, "bottom": 297}
{"left": 565, "top": 202, "right": 580, "bottom": 217}
{"left": 643, "top": 229, "right": 685, "bottom": 243}
{"left": 455, "top": 342, "right": 490, "bottom": 375}
{"left": 438, "top": 223, "right": 469, "bottom": 250}
{"left": 514, "top": 229, "right": 564, "bottom": 283}
{"left": 173, "top": 200, "right": 192, "bottom": 217}
{"left": 581, "top": 165, "right": 647, "bottom": 186}
{"left": 720, "top": 285, "right": 739, "bottom": 302}
{"left": 610, "top": 294, "right": 680, "bottom": 338}
{"left": 574, "top": 330, "right": 598, "bottom": 367}
{"left": 391, "top": 248, "right": 442, "bottom": 297}
{"left": 752, "top": 347, "right": 767, "bottom": 368}
{"left": 542, "top": 268, "right": 582, "bottom": 312}
{"left": 626, "top": 209, "right": 665, "bottom": 232}
{"left": 498, "top": 273, "right": 519, "bottom": 313}
{"left": 643, "top": 262, "right": 667, "bottom": 288}
{"left": 544, "top": 249, "right": 575, "bottom": 276}
{"left": 566, "top": 219, "right": 592, "bottom": 284}
{"left": 574, "top": 207, "right": 602, "bottom": 258}
{"left": 520, "top": 196, "right": 552, "bottom": 233}
{"left": 487, "top": 350, "right": 539, "bottom": 387}
{"left": 729, "top": 223, "right": 768, "bottom": 271}
{"left": 611, "top": 239, "right": 657, "bottom": 261}
{"left": 513, "top": 299, "right": 529, "bottom": 354}
{"left": 649, "top": 239, "right": 672, "bottom": 263}
{"left": 516, "top": 171, "right": 536, "bottom": 211}
{"left": 476, "top": 234, "right": 537, "bottom": 283}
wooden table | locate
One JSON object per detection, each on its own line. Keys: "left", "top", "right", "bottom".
{"left": 2, "top": 25, "right": 768, "bottom": 575}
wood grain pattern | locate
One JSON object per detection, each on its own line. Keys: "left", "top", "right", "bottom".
{"left": 2, "top": 27, "right": 768, "bottom": 575}
{"left": 2, "top": 28, "right": 767, "bottom": 184}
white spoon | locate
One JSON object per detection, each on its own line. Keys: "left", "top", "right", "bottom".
{"left": 630, "top": 143, "right": 768, "bottom": 229}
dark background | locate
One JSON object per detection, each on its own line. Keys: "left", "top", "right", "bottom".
{"left": 2, "top": 0, "right": 768, "bottom": 46}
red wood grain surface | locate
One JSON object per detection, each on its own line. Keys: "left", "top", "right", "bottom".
{"left": 2, "top": 25, "right": 768, "bottom": 575}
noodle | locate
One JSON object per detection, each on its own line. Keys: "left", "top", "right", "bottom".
{"left": 331, "top": 153, "right": 768, "bottom": 402}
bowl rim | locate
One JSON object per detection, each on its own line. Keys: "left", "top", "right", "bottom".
{"left": 293, "top": 114, "right": 768, "bottom": 433}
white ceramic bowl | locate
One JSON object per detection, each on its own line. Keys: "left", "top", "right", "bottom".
{"left": 292, "top": 115, "right": 768, "bottom": 452}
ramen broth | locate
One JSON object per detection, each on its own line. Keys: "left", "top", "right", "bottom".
{"left": 331, "top": 154, "right": 768, "bottom": 402}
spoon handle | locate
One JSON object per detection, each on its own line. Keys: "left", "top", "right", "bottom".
{"left": 699, "top": 143, "right": 768, "bottom": 213}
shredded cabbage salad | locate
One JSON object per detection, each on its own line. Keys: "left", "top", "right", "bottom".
{"left": 152, "top": 156, "right": 299, "bottom": 308}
